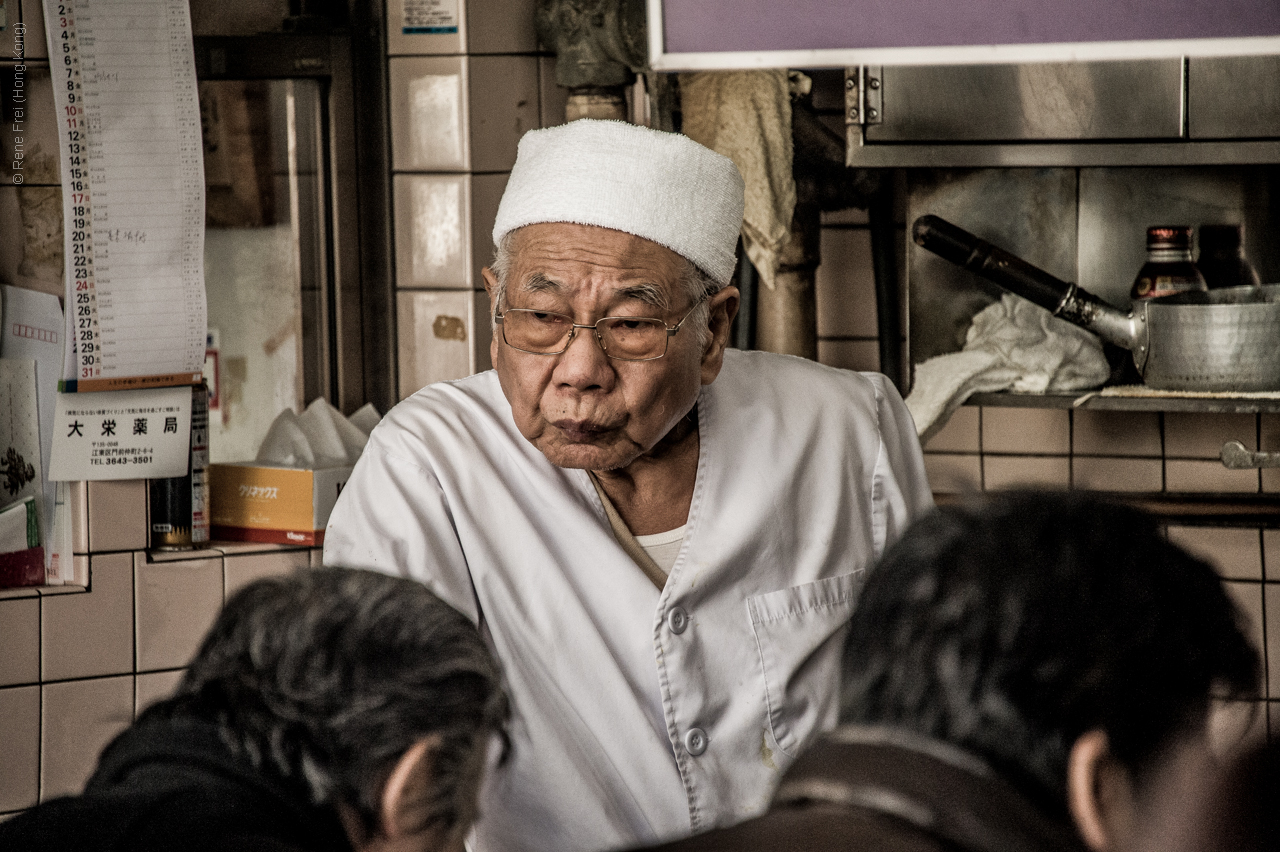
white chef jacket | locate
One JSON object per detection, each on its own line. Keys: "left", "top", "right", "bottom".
{"left": 324, "top": 349, "right": 932, "bottom": 852}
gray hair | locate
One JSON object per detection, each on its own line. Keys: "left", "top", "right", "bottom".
{"left": 143, "top": 568, "right": 507, "bottom": 839}
{"left": 490, "top": 229, "right": 725, "bottom": 350}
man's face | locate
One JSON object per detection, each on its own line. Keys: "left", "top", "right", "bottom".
{"left": 483, "top": 222, "right": 737, "bottom": 472}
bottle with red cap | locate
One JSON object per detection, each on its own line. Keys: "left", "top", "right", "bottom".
{"left": 1130, "top": 225, "right": 1207, "bottom": 301}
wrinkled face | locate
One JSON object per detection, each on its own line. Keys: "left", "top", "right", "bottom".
{"left": 483, "top": 222, "right": 735, "bottom": 472}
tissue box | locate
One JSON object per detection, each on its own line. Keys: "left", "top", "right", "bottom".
{"left": 209, "top": 463, "right": 353, "bottom": 546}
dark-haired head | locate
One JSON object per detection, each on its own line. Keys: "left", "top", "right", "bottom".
{"left": 144, "top": 567, "right": 507, "bottom": 850}
{"left": 840, "top": 490, "right": 1259, "bottom": 848}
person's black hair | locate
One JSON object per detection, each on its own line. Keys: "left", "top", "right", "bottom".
{"left": 142, "top": 567, "right": 508, "bottom": 839}
{"left": 839, "top": 490, "right": 1259, "bottom": 814}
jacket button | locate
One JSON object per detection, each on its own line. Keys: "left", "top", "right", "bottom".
{"left": 667, "top": 606, "right": 689, "bottom": 634}
{"left": 684, "top": 727, "right": 708, "bottom": 756}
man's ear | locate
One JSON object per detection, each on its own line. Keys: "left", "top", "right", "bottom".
{"left": 481, "top": 267, "right": 500, "bottom": 312}
{"left": 700, "top": 285, "right": 740, "bottom": 385}
{"left": 1067, "top": 729, "right": 1137, "bottom": 852}
{"left": 379, "top": 735, "right": 440, "bottom": 840}
{"left": 481, "top": 268, "right": 501, "bottom": 364}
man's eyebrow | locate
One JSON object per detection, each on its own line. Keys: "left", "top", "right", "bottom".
{"left": 517, "top": 273, "right": 561, "bottom": 294}
{"left": 614, "top": 283, "right": 668, "bottom": 310}
{"left": 515, "top": 276, "right": 670, "bottom": 310}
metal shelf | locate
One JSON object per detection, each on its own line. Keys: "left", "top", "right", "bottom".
{"left": 846, "top": 140, "right": 1280, "bottom": 169}
{"left": 934, "top": 491, "right": 1280, "bottom": 527}
{"left": 964, "top": 391, "right": 1280, "bottom": 415}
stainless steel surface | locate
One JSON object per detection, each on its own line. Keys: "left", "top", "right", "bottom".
{"left": 913, "top": 215, "right": 1280, "bottom": 392}
{"left": 1190, "top": 56, "right": 1280, "bottom": 139}
{"left": 860, "top": 60, "right": 1184, "bottom": 143}
{"left": 1056, "top": 283, "right": 1147, "bottom": 369}
{"left": 1220, "top": 440, "right": 1280, "bottom": 470}
{"left": 846, "top": 138, "right": 1280, "bottom": 168}
{"left": 845, "top": 65, "right": 882, "bottom": 127}
{"left": 906, "top": 169, "right": 1077, "bottom": 363}
{"left": 966, "top": 392, "right": 1280, "bottom": 414}
{"left": 844, "top": 56, "right": 1280, "bottom": 168}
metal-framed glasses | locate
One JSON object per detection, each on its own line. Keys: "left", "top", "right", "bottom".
{"left": 495, "top": 300, "right": 704, "bottom": 362}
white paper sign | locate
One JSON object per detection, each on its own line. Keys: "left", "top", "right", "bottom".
{"left": 403, "top": 0, "right": 459, "bottom": 33}
{"left": 0, "top": 360, "right": 43, "bottom": 511}
{"left": 49, "top": 387, "right": 192, "bottom": 481}
{"left": 45, "top": 0, "right": 207, "bottom": 392}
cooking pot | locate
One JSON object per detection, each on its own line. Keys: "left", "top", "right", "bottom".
{"left": 912, "top": 215, "right": 1280, "bottom": 392}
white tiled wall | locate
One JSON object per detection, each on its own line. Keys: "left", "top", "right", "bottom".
{"left": 396, "top": 289, "right": 492, "bottom": 400}
{"left": 0, "top": 543, "right": 318, "bottom": 815}
{"left": 41, "top": 676, "right": 135, "bottom": 800}
{"left": 0, "top": 686, "right": 40, "bottom": 812}
{"left": 42, "top": 554, "right": 134, "bottom": 682}
{"left": 387, "top": 0, "right": 560, "bottom": 402}
{"left": 0, "top": 478, "right": 320, "bottom": 817}
{"left": 134, "top": 555, "right": 225, "bottom": 673}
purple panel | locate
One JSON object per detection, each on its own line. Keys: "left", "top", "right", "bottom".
{"left": 663, "top": 0, "right": 1280, "bottom": 53}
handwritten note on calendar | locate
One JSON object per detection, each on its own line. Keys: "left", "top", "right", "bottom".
{"left": 44, "top": 0, "right": 206, "bottom": 392}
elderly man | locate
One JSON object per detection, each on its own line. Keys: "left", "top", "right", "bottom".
{"left": 640, "top": 491, "right": 1260, "bottom": 852}
{"left": 324, "top": 118, "right": 932, "bottom": 852}
{"left": 0, "top": 568, "right": 507, "bottom": 852}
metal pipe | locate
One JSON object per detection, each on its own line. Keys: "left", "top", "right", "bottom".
{"left": 734, "top": 249, "right": 758, "bottom": 351}
{"left": 869, "top": 179, "right": 903, "bottom": 390}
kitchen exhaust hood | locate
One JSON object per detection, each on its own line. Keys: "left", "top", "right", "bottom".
{"left": 845, "top": 56, "right": 1280, "bottom": 167}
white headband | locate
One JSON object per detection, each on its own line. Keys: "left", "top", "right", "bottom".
{"left": 492, "top": 119, "right": 746, "bottom": 285}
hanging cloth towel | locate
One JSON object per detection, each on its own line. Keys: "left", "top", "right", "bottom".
{"left": 679, "top": 70, "right": 795, "bottom": 291}
{"left": 907, "top": 294, "right": 1110, "bottom": 443}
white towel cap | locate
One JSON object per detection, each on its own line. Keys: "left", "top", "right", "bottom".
{"left": 492, "top": 119, "right": 746, "bottom": 284}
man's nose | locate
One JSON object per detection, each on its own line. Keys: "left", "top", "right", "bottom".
{"left": 553, "top": 324, "right": 614, "bottom": 389}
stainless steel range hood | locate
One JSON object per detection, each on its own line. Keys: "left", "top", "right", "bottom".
{"left": 845, "top": 56, "right": 1280, "bottom": 167}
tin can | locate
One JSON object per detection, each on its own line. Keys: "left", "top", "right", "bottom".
{"left": 148, "top": 383, "right": 210, "bottom": 550}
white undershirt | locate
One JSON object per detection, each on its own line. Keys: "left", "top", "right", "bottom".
{"left": 634, "top": 524, "right": 687, "bottom": 575}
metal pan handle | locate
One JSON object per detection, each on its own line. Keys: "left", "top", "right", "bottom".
{"left": 911, "top": 214, "right": 1143, "bottom": 356}
{"left": 911, "top": 214, "right": 1074, "bottom": 313}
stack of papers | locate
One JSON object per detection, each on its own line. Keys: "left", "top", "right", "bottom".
{"left": 0, "top": 497, "right": 43, "bottom": 588}
{"left": 0, "top": 358, "right": 47, "bottom": 587}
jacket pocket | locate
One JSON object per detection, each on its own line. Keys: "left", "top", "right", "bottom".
{"left": 747, "top": 571, "right": 862, "bottom": 757}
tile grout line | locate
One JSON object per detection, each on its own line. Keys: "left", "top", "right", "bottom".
{"left": 36, "top": 586, "right": 43, "bottom": 808}
{"left": 1259, "top": 529, "right": 1271, "bottom": 742}
{"left": 1067, "top": 409, "right": 1075, "bottom": 490}
{"left": 977, "top": 408, "right": 986, "bottom": 491}
{"left": 1158, "top": 412, "right": 1167, "bottom": 493}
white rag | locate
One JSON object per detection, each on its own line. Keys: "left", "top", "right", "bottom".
{"left": 907, "top": 294, "right": 1110, "bottom": 443}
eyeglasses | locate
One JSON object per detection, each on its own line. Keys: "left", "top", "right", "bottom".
{"left": 494, "top": 300, "right": 703, "bottom": 362}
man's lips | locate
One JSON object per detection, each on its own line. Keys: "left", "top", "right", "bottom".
{"left": 551, "top": 419, "right": 617, "bottom": 442}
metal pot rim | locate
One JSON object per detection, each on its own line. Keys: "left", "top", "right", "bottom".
{"left": 1148, "top": 283, "right": 1280, "bottom": 307}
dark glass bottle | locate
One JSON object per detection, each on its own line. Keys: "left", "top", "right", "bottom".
{"left": 1197, "top": 224, "right": 1262, "bottom": 290}
{"left": 1131, "top": 226, "right": 1207, "bottom": 301}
